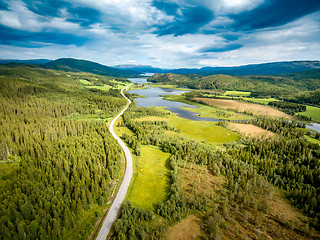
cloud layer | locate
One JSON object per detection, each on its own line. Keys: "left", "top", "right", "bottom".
{"left": 0, "top": 0, "right": 319, "bottom": 68}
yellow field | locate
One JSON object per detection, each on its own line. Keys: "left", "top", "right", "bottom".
{"left": 227, "top": 123, "right": 276, "bottom": 138}
{"left": 164, "top": 215, "right": 204, "bottom": 240}
{"left": 193, "top": 98, "right": 292, "bottom": 119}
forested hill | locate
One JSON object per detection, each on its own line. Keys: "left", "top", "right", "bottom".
{"left": 0, "top": 58, "right": 141, "bottom": 78}
{"left": 45, "top": 58, "right": 140, "bottom": 77}
{"left": 169, "top": 61, "right": 320, "bottom": 76}
{"left": 0, "top": 66, "right": 128, "bottom": 239}
{"left": 149, "top": 71, "right": 320, "bottom": 93}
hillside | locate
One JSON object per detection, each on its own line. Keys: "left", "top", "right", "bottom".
{"left": 0, "top": 59, "right": 51, "bottom": 64}
{"left": 45, "top": 58, "right": 140, "bottom": 78}
{"left": 170, "top": 61, "right": 320, "bottom": 76}
{"left": 148, "top": 71, "right": 320, "bottom": 98}
{"left": 114, "top": 64, "right": 168, "bottom": 73}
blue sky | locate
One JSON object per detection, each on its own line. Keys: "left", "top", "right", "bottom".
{"left": 0, "top": 0, "right": 319, "bottom": 68}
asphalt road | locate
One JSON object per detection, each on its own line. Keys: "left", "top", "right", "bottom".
{"left": 96, "top": 84, "right": 133, "bottom": 240}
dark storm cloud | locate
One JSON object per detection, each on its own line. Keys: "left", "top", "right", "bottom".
{"left": 199, "top": 43, "right": 243, "bottom": 53}
{"left": 154, "top": 6, "right": 214, "bottom": 36}
{"left": 67, "top": 7, "right": 101, "bottom": 27}
{"left": 0, "top": 25, "right": 87, "bottom": 47}
{"left": 23, "top": 0, "right": 70, "bottom": 17}
{"left": 231, "top": 0, "right": 320, "bottom": 30}
{"left": 0, "top": 1, "right": 8, "bottom": 10}
{"left": 152, "top": 0, "right": 180, "bottom": 16}
{"left": 22, "top": 0, "right": 101, "bottom": 27}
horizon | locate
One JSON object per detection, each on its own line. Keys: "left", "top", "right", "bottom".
{"left": 0, "top": 0, "right": 320, "bottom": 68}
{"left": 1, "top": 57, "right": 320, "bottom": 70}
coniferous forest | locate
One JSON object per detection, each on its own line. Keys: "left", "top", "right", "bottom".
{"left": 1, "top": 64, "right": 320, "bottom": 240}
{"left": 0, "top": 66, "right": 128, "bottom": 239}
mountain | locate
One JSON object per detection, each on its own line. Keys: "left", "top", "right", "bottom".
{"left": 170, "top": 61, "right": 320, "bottom": 76}
{"left": 114, "top": 64, "right": 169, "bottom": 73}
{"left": 0, "top": 59, "right": 51, "bottom": 64}
{"left": 114, "top": 60, "right": 320, "bottom": 75}
{"left": 45, "top": 58, "right": 141, "bottom": 77}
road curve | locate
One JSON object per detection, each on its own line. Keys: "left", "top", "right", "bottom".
{"left": 96, "top": 84, "right": 133, "bottom": 240}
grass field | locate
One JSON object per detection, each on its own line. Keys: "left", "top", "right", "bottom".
{"left": 305, "top": 135, "right": 320, "bottom": 144}
{"left": 193, "top": 97, "right": 292, "bottom": 119}
{"left": 135, "top": 116, "right": 168, "bottom": 122}
{"left": 226, "top": 123, "right": 276, "bottom": 138}
{"left": 85, "top": 85, "right": 111, "bottom": 91}
{"left": 164, "top": 95, "right": 254, "bottom": 121}
{"left": 224, "top": 90, "right": 251, "bottom": 96}
{"left": 298, "top": 105, "right": 320, "bottom": 122}
{"left": 114, "top": 118, "right": 134, "bottom": 137}
{"left": 167, "top": 114, "right": 239, "bottom": 144}
{"left": 242, "top": 97, "right": 280, "bottom": 104}
{"left": 127, "top": 146, "right": 170, "bottom": 210}
{"left": 79, "top": 79, "right": 91, "bottom": 85}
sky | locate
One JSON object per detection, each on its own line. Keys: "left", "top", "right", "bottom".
{"left": 0, "top": 0, "right": 320, "bottom": 68}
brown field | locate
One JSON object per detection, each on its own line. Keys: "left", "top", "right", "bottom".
{"left": 227, "top": 123, "right": 276, "bottom": 138}
{"left": 164, "top": 215, "right": 204, "bottom": 240}
{"left": 193, "top": 97, "right": 292, "bottom": 119}
{"left": 179, "top": 162, "right": 225, "bottom": 200}
{"left": 269, "top": 191, "right": 303, "bottom": 222}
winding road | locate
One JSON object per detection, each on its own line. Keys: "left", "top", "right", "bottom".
{"left": 96, "top": 84, "right": 133, "bottom": 240}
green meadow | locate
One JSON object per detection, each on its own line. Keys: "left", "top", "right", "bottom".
{"left": 167, "top": 113, "right": 239, "bottom": 144}
{"left": 298, "top": 105, "right": 320, "bottom": 122}
{"left": 164, "top": 94, "right": 254, "bottom": 121}
{"left": 127, "top": 146, "right": 170, "bottom": 210}
{"left": 224, "top": 90, "right": 251, "bottom": 96}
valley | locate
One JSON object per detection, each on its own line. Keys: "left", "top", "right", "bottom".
{"left": 0, "top": 62, "right": 320, "bottom": 240}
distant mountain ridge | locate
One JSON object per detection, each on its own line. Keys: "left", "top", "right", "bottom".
{"left": 0, "top": 59, "right": 51, "bottom": 64}
{"left": 114, "top": 64, "right": 169, "bottom": 73}
{"left": 113, "top": 61, "right": 320, "bottom": 75}
{"left": 170, "top": 61, "right": 320, "bottom": 76}
{"left": 44, "top": 58, "right": 140, "bottom": 77}
{"left": 1, "top": 58, "right": 320, "bottom": 76}
{"left": 0, "top": 58, "right": 141, "bottom": 78}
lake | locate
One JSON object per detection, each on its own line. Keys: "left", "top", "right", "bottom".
{"left": 128, "top": 78, "right": 219, "bottom": 121}
{"left": 128, "top": 78, "right": 320, "bottom": 132}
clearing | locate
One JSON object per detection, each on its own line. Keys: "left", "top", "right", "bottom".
{"left": 226, "top": 123, "right": 276, "bottom": 138}
{"left": 179, "top": 162, "right": 225, "bottom": 200}
{"left": 127, "top": 145, "right": 170, "bottom": 210}
{"left": 135, "top": 116, "right": 168, "bottom": 122}
{"left": 224, "top": 90, "right": 251, "bottom": 96}
{"left": 164, "top": 215, "right": 204, "bottom": 240}
{"left": 193, "top": 97, "right": 292, "bottom": 119}
{"left": 298, "top": 105, "right": 320, "bottom": 122}
{"left": 167, "top": 113, "right": 240, "bottom": 144}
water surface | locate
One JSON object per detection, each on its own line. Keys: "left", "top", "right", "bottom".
{"left": 128, "top": 79, "right": 219, "bottom": 121}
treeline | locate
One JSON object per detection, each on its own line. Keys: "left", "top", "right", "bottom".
{"left": 268, "top": 101, "right": 306, "bottom": 114}
{"left": 285, "top": 90, "right": 320, "bottom": 107}
{"left": 249, "top": 117, "right": 305, "bottom": 138}
{"left": 113, "top": 201, "right": 159, "bottom": 240}
{"left": 0, "top": 67, "right": 127, "bottom": 239}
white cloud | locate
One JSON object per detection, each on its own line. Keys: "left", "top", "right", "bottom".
{"left": 0, "top": 0, "right": 80, "bottom": 32}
